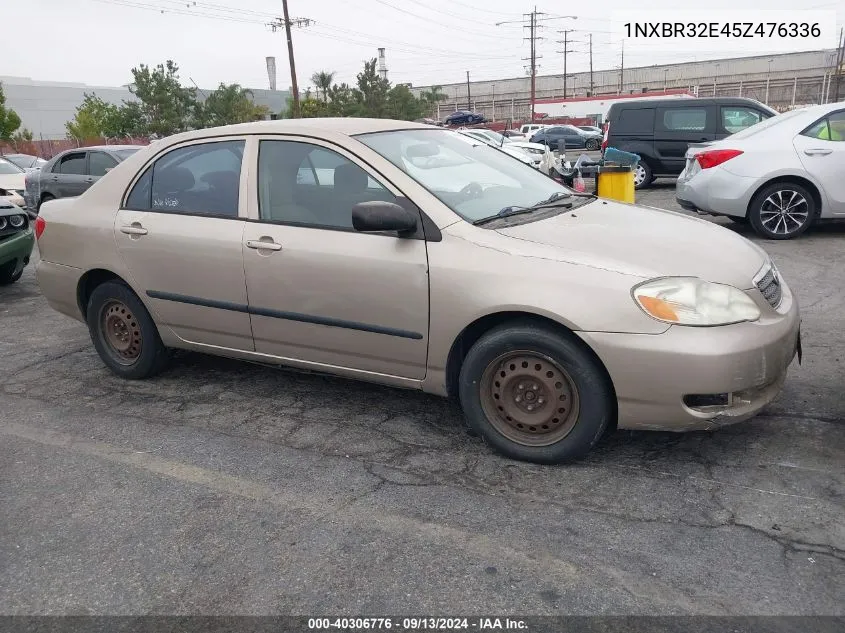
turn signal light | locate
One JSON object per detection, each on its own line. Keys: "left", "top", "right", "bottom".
{"left": 695, "top": 149, "right": 743, "bottom": 169}
{"left": 34, "top": 215, "right": 46, "bottom": 239}
{"left": 637, "top": 295, "right": 679, "bottom": 322}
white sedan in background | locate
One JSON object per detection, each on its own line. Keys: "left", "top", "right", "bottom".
{"left": 0, "top": 157, "right": 26, "bottom": 208}
{"left": 676, "top": 102, "right": 845, "bottom": 240}
{"left": 459, "top": 128, "right": 559, "bottom": 175}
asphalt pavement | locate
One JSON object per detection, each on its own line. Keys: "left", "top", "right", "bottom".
{"left": 1, "top": 183, "right": 843, "bottom": 617}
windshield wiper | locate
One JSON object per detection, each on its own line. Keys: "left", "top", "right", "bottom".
{"left": 472, "top": 192, "right": 573, "bottom": 225}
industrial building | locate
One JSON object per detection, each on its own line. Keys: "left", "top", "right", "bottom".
{"left": 0, "top": 75, "right": 291, "bottom": 140}
{"left": 411, "top": 49, "right": 842, "bottom": 122}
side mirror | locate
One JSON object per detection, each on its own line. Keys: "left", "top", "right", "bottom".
{"left": 352, "top": 201, "right": 418, "bottom": 234}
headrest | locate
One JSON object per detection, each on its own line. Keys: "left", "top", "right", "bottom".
{"left": 333, "top": 163, "right": 368, "bottom": 193}
{"left": 155, "top": 166, "right": 195, "bottom": 193}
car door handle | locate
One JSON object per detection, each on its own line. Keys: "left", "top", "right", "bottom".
{"left": 51, "top": 176, "right": 59, "bottom": 181}
{"left": 120, "top": 224, "right": 148, "bottom": 236}
{"left": 246, "top": 239, "right": 282, "bottom": 251}
{"left": 85, "top": 177, "right": 94, "bottom": 183}
{"left": 803, "top": 149, "right": 832, "bottom": 156}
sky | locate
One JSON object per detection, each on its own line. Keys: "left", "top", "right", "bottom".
{"left": 4, "top": 0, "right": 844, "bottom": 92}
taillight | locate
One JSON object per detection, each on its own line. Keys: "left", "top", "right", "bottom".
{"left": 34, "top": 215, "right": 46, "bottom": 239}
{"left": 695, "top": 149, "right": 743, "bottom": 169}
{"left": 601, "top": 123, "right": 609, "bottom": 152}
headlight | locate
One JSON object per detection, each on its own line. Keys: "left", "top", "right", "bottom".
{"left": 633, "top": 277, "right": 760, "bottom": 326}
{"left": 9, "top": 214, "right": 26, "bottom": 228}
{"left": 0, "top": 217, "right": 6, "bottom": 230}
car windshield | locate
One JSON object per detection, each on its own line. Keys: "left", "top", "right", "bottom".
{"left": 0, "top": 158, "right": 24, "bottom": 175}
{"left": 4, "top": 155, "right": 33, "bottom": 169}
{"left": 357, "top": 128, "right": 579, "bottom": 223}
{"left": 113, "top": 148, "right": 141, "bottom": 160}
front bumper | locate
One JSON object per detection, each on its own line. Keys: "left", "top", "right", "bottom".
{"left": 577, "top": 287, "right": 800, "bottom": 431}
{"left": 0, "top": 227, "right": 35, "bottom": 276}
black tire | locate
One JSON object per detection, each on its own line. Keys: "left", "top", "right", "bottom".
{"left": 748, "top": 182, "right": 816, "bottom": 240}
{"left": 0, "top": 261, "right": 22, "bottom": 285}
{"left": 86, "top": 280, "right": 169, "bottom": 379}
{"left": 38, "top": 193, "right": 55, "bottom": 211}
{"left": 633, "top": 161, "right": 653, "bottom": 190}
{"left": 458, "top": 321, "right": 614, "bottom": 464}
{"left": 585, "top": 138, "right": 600, "bottom": 151}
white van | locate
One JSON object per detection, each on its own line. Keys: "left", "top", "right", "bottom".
{"left": 519, "top": 123, "right": 548, "bottom": 136}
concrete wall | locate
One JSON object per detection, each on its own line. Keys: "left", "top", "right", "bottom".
{"left": 1, "top": 76, "right": 291, "bottom": 140}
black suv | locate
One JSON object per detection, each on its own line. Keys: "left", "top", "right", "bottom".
{"left": 603, "top": 97, "right": 777, "bottom": 189}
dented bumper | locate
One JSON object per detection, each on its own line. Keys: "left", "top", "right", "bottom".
{"left": 577, "top": 289, "right": 800, "bottom": 432}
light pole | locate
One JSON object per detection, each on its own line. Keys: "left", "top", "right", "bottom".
{"left": 713, "top": 63, "right": 720, "bottom": 96}
{"left": 765, "top": 58, "right": 774, "bottom": 105}
{"left": 663, "top": 68, "right": 669, "bottom": 91}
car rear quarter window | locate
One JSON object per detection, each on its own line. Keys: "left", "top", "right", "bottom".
{"left": 124, "top": 140, "right": 244, "bottom": 217}
{"left": 661, "top": 108, "right": 707, "bottom": 132}
{"left": 721, "top": 107, "right": 768, "bottom": 134}
{"left": 802, "top": 111, "right": 845, "bottom": 141}
{"left": 58, "top": 152, "right": 87, "bottom": 175}
{"left": 614, "top": 108, "right": 655, "bottom": 134}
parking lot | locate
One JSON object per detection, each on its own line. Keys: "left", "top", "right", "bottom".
{"left": 1, "top": 183, "right": 843, "bottom": 615}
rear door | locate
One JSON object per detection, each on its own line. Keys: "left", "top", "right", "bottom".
{"left": 654, "top": 105, "right": 715, "bottom": 175}
{"left": 50, "top": 151, "right": 89, "bottom": 197}
{"left": 793, "top": 110, "right": 845, "bottom": 214}
{"left": 114, "top": 137, "right": 254, "bottom": 350}
{"left": 607, "top": 106, "right": 655, "bottom": 157}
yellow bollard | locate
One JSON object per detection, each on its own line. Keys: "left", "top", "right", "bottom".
{"left": 596, "top": 166, "right": 635, "bottom": 203}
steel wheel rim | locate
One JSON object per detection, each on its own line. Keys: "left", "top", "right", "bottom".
{"left": 634, "top": 164, "right": 646, "bottom": 186}
{"left": 100, "top": 300, "right": 142, "bottom": 364}
{"left": 479, "top": 351, "right": 581, "bottom": 447}
{"left": 759, "top": 190, "right": 809, "bottom": 235}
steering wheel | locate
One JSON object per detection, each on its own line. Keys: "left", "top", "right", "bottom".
{"left": 459, "top": 182, "right": 484, "bottom": 201}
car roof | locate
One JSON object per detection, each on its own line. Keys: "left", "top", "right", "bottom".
{"left": 608, "top": 97, "right": 772, "bottom": 112}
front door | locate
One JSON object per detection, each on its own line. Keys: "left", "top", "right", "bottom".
{"left": 242, "top": 137, "right": 430, "bottom": 379}
{"left": 114, "top": 138, "right": 254, "bottom": 350}
{"left": 793, "top": 109, "right": 845, "bottom": 214}
{"left": 654, "top": 105, "right": 716, "bottom": 175}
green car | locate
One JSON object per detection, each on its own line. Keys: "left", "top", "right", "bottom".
{"left": 0, "top": 202, "right": 35, "bottom": 285}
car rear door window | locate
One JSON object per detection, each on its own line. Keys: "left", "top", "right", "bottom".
{"left": 721, "top": 107, "right": 768, "bottom": 134}
{"left": 615, "top": 108, "right": 655, "bottom": 134}
{"left": 88, "top": 152, "right": 118, "bottom": 177}
{"left": 58, "top": 152, "right": 86, "bottom": 175}
{"left": 661, "top": 108, "right": 707, "bottom": 132}
{"left": 124, "top": 140, "right": 244, "bottom": 216}
{"left": 802, "top": 111, "right": 845, "bottom": 141}
{"left": 258, "top": 140, "right": 397, "bottom": 230}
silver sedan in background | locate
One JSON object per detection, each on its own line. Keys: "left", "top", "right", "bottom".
{"left": 676, "top": 102, "right": 845, "bottom": 240}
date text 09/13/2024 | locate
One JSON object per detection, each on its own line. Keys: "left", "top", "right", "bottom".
{"left": 308, "top": 618, "right": 528, "bottom": 630}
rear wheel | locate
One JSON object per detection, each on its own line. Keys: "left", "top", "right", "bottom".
{"left": 748, "top": 182, "right": 815, "bottom": 240}
{"left": 458, "top": 322, "right": 614, "bottom": 464}
{"left": 585, "top": 138, "right": 600, "bottom": 151}
{"left": 87, "top": 280, "right": 170, "bottom": 379}
{"left": 633, "top": 162, "right": 653, "bottom": 189}
{"left": 38, "top": 193, "right": 55, "bottom": 211}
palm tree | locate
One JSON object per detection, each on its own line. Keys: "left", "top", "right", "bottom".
{"left": 311, "top": 71, "right": 336, "bottom": 102}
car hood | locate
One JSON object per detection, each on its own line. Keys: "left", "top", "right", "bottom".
{"left": 0, "top": 173, "right": 26, "bottom": 189}
{"left": 508, "top": 141, "right": 548, "bottom": 152}
{"left": 495, "top": 199, "right": 768, "bottom": 288}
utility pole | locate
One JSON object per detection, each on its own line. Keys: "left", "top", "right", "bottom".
{"left": 556, "top": 29, "right": 577, "bottom": 99}
{"left": 529, "top": 8, "right": 537, "bottom": 122}
{"left": 833, "top": 28, "right": 845, "bottom": 103}
{"left": 589, "top": 33, "right": 593, "bottom": 96}
{"left": 269, "top": 4, "right": 313, "bottom": 118}
{"left": 466, "top": 71, "right": 471, "bottom": 110}
{"left": 620, "top": 40, "right": 624, "bottom": 94}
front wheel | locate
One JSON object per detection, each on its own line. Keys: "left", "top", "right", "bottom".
{"left": 0, "top": 261, "right": 22, "bottom": 285}
{"left": 748, "top": 182, "right": 815, "bottom": 240}
{"left": 87, "top": 280, "right": 170, "bottom": 379}
{"left": 458, "top": 322, "right": 614, "bottom": 464}
{"left": 585, "top": 138, "right": 600, "bottom": 151}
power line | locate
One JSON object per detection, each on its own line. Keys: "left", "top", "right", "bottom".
{"left": 369, "top": 0, "right": 505, "bottom": 39}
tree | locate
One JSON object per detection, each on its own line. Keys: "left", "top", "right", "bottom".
{"left": 355, "top": 59, "right": 391, "bottom": 118}
{"left": 386, "top": 84, "right": 425, "bottom": 121}
{"left": 197, "top": 83, "right": 268, "bottom": 127}
{"left": 419, "top": 85, "right": 447, "bottom": 117}
{"left": 129, "top": 60, "right": 197, "bottom": 137}
{"left": 12, "top": 128, "right": 33, "bottom": 143}
{"left": 310, "top": 71, "right": 336, "bottom": 102}
{"left": 0, "top": 82, "right": 22, "bottom": 142}
{"left": 65, "top": 93, "right": 119, "bottom": 140}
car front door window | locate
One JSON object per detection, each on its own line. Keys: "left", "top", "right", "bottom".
{"left": 59, "top": 153, "right": 86, "bottom": 175}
